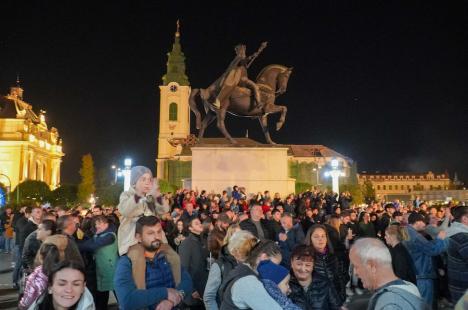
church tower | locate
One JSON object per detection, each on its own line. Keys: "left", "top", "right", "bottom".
{"left": 156, "top": 21, "right": 191, "bottom": 179}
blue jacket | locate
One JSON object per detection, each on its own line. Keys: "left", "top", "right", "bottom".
{"left": 114, "top": 254, "right": 192, "bottom": 310}
{"left": 404, "top": 225, "right": 447, "bottom": 279}
{"left": 277, "top": 224, "right": 305, "bottom": 268}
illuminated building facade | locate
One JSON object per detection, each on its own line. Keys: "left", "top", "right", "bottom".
{"left": 358, "top": 171, "right": 451, "bottom": 201}
{"left": 0, "top": 84, "right": 64, "bottom": 191}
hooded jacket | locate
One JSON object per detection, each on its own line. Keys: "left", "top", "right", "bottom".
{"left": 117, "top": 186, "right": 169, "bottom": 255}
{"left": 367, "top": 279, "right": 427, "bottom": 310}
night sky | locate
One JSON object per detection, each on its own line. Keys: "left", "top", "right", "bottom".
{"left": 1, "top": 1, "right": 467, "bottom": 184}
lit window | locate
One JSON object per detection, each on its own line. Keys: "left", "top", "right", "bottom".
{"left": 383, "top": 185, "right": 386, "bottom": 190}
{"left": 169, "top": 102, "right": 178, "bottom": 121}
{"left": 377, "top": 185, "right": 380, "bottom": 190}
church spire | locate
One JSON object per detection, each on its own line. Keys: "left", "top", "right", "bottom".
{"left": 162, "top": 20, "right": 190, "bottom": 86}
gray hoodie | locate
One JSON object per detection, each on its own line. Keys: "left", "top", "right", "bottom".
{"left": 368, "top": 280, "right": 428, "bottom": 310}
{"left": 447, "top": 221, "right": 468, "bottom": 238}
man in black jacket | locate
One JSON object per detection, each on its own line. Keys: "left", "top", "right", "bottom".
{"left": 179, "top": 217, "right": 209, "bottom": 309}
{"left": 239, "top": 205, "right": 272, "bottom": 240}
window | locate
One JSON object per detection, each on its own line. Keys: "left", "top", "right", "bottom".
{"left": 377, "top": 185, "right": 381, "bottom": 190}
{"left": 169, "top": 102, "right": 178, "bottom": 121}
{"left": 389, "top": 185, "right": 393, "bottom": 190}
{"left": 401, "top": 185, "right": 404, "bottom": 190}
{"left": 383, "top": 185, "right": 386, "bottom": 190}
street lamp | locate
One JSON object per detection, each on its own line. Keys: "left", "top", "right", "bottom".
{"left": 324, "top": 158, "right": 345, "bottom": 195}
{"left": 111, "top": 165, "right": 119, "bottom": 184}
{"left": 312, "top": 165, "right": 322, "bottom": 187}
{"left": 123, "top": 158, "right": 132, "bottom": 191}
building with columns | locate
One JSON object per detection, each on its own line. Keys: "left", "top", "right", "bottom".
{"left": 0, "top": 83, "right": 64, "bottom": 191}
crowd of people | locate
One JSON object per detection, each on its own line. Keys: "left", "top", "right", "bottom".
{"left": 0, "top": 165, "right": 467, "bottom": 310}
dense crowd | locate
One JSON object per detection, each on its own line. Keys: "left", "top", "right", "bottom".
{"left": 0, "top": 165, "right": 467, "bottom": 310}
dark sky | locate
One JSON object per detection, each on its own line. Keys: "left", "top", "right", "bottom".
{"left": 1, "top": 1, "right": 467, "bottom": 184}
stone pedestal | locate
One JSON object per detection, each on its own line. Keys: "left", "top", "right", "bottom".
{"left": 190, "top": 145, "right": 295, "bottom": 197}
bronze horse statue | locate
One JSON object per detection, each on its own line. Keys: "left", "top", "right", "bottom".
{"left": 189, "top": 64, "right": 293, "bottom": 144}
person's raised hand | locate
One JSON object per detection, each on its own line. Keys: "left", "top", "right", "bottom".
{"left": 437, "top": 230, "right": 447, "bottom": 240}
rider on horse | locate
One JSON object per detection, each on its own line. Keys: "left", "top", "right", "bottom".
{"left": 211, "top": 42, "right": 267, "bottom": 109}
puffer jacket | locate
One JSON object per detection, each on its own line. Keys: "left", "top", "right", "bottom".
{"left": 27, "top": 286, "right": 95, "bottom": 310}
{"left": 288, "top": 272, "right": 341, "bottom": 310}
{"left": 117, "top": 186, "right": 169, "bottom": 255}
{"left": 19, "top": 266, "right": 48, "bottom": 310}
{"left": 313, "top": 251, "right": 345, "bottom": 305}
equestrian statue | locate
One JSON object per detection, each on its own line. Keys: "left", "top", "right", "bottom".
{"left": 189, "top": 42, "right": 293, "bottom": 144}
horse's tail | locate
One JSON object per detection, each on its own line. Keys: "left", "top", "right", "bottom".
{"left": 189, "top": 88, "right": 202, "bottom": 130}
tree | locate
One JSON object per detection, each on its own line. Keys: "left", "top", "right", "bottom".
{"left": 362, "top": 180, "right": 376, "bottom": 204}
{"left": 340, "top": 183, "right": 364, "bottom": 205}
{"left": 51, "top": 184, "right": 78, "bottom": 207}
{"left": 96, "top": 183, "right": 123, "bottom": 206}
{"left": 158, "top": 179, "right": 177, "bottom": 194}
{"left": 10, "top": 180, "right": 51, "bottom": 203}
{"left": 77, "top": 153, "right": 96, "bottom": 202}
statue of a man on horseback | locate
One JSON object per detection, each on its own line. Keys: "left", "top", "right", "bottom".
{"left": 190, "top": 42, "right": 293, "bottom": 144}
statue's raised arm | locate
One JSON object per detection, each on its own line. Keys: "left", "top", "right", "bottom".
{"left": 246, "top": 41, "right": 268, "bottom": 68}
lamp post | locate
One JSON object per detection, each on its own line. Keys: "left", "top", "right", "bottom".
{"left": 123, "top": 158, "right": 132, "bottom": 191}
{"left": 312, "top": 165, "right": 322, "bottom": 187}
{"left": 324, "top": 159, "right": 345, "bottom": 195}
{"left": 111, "top": 165, "right": 118, "bottom": 184}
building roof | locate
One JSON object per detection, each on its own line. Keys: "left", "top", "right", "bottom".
{"left": 359, "top": 171, "right": 449, "bottom": 178}
{"left": 288, "top": 144, "right": 351, "bottom": 161}
{"left": 162, "top": 21, "right": 189, "bottom": 86}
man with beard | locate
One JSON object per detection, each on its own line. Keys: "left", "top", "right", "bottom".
{"left": 114, "top": 216, "right": 192, "bottom": 310}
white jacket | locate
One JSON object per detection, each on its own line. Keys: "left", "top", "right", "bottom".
{"left": 117, "top": 186, "right": 169, "bottom": 255}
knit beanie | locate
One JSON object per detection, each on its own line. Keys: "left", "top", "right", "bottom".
{"left": 257, "top": 260, "right": 290, "bottom": 285}
{"left": 130, "top": 166, "right": 153, "bottom": 187}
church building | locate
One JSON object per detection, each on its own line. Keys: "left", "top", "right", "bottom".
{"left": 0, "top": 82, "right": 64, "bottom": 192}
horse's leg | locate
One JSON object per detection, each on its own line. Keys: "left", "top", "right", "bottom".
{"left": 264, "top": 104, "right": 288, "bottom": 131}
{"left": 198, "top": 110, "right": 216, "bottom": 139}
{"left": 258, "top": 115, "right": 275, "bottom": 144}
{"left": 216, "top": 104, "right": 236, "bottom": 144}
{"left": 189, "top": 88, "right": 202, "bottom": 130}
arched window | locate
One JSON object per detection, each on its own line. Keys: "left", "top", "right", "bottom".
{"left": 169, "top": 102, "right": 178, "bottom": 121}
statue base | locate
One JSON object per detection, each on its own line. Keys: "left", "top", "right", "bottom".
{"left": 188, "top": 142, "right": 295, "bottom": 197}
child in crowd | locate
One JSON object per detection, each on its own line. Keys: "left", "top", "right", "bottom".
{"left": 257, "top": 260, "right": 301, "bottom": 310}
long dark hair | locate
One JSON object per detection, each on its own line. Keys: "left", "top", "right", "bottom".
{"left": 38, "top": 261, "right": 86, "bottom": 310}
{"left": 304, "top": 224, "right": 334, "bottom": 254}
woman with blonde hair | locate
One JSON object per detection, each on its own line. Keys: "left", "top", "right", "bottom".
{"left": 219, "top": 231, "right": 283, "bottom": 309}
{"left": 385, "top": 223, "right": 416, "bottom": 284}
{"left": 203, "top": 224, "right": 241, "bottom": 310}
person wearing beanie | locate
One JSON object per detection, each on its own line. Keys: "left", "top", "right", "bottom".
{"left": 257, "top": 260, "right": 301, "bottom": 310}
{"left": 117, "top": 166, "right": 181, "bottom": 289}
